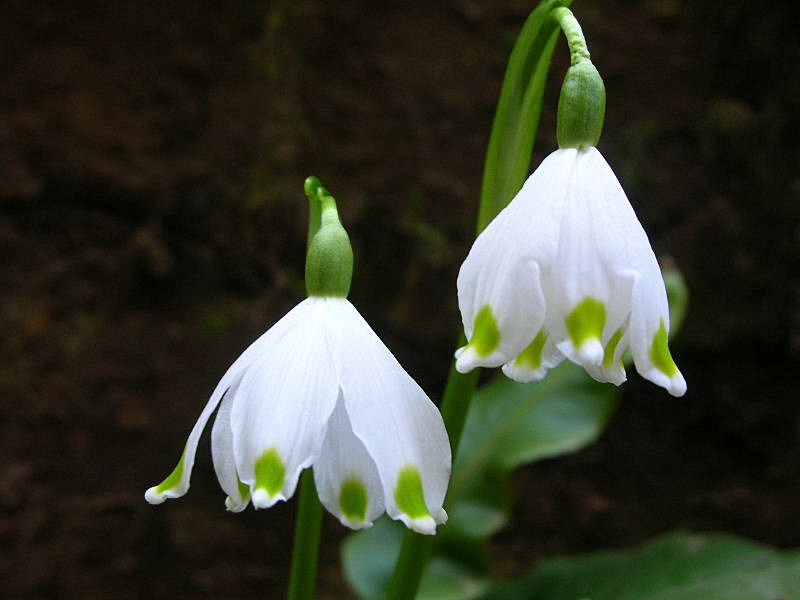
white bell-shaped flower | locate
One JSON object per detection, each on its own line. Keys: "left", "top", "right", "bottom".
{"left": 145, "top": 296, "right": 451, "bottom": 534}
{"left": 456, "top": 146, "right": 686, "bottom": 397}
{"left": 146, "top": 184, "right": 450, "bottom": 534}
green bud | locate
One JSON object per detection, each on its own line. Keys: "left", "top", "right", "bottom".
{"left": 305, "top": 193, "right": 353, "bottom": 297}
{"left": 556, "top": 60, "right": 606, "bottom": 149}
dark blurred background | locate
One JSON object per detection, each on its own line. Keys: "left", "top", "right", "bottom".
{"left": 1, "top": 0, "right": 799, "bottom": 598}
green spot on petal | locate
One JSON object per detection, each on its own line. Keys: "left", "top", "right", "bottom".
{"left": 470, "top": 305, "right": 501, "bottom": 357}
{"left": 339, "top": 478, "right": 368, "bottom": 521}
{"left": 603, "top": 327, "right": 625, "bottom": 369}
{"left": 155, "top": 445, "right": 188, "bottom": 494}
{"left": 515, "top": 330, "right": 548, "bottom": 368}
{"left": 650, "top": 319, "right": 678, "bottom": 377}
{"left": 395, "top": 466, "right": 430, "bottom": 519}
{"left": 566, "top": 298, "right": 606, "bottom": 348}
{"left": 255, "top": 448, "right": 286, "bottom": 496}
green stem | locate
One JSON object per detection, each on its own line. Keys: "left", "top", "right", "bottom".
{"left": 287, "top": 469, "right": 324, "bottom": 600}
{"left": 385, "top": 351, "right": 481, "bottom": 600}
{"left": 551, "top": 7, "right": 590, "bottom": 65}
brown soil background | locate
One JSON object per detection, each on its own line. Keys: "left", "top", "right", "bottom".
{"left": 1, "top": 1, "right": 799, "bottom": 598}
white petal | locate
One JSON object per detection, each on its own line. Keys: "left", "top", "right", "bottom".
{"left": 501, "top": 330, "right": 565, "bottom": 383}
{"left": 326, "top": 299, "right": 451, "bottom": 535}
{"left": 144, "top": 299, "right": 311, "bottom": 505}
{"left": 211, "top": 377, "right": 250, "bottom": 512}
{"left": 543, "top": 149, "right": 635, "bottom": 369}
{"left": 231, "top": 298, "right": 340, "bottom": 508}
{"left": 629, "top": 269, "right": 687, "bottom": 397}
{"left": 456, "top": 149, "right": 575, "bottom": 370}
{"left": 314, "top": 393, "right": 385, "bottom": 529}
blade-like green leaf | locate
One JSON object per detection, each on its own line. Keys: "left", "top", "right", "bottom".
{"left": 478, "top": 0, "right": 573, "bottom": 232}
{"left": 481, "top": 532, "right": 800, "bottom": 600}
{"left": 446, "top": 363, "right": 618, "bottom": 540}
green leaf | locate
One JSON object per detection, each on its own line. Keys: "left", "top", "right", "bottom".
{"left": 481, "top": 532, "right": 800, "bottom": 600}
{"left": 446, "top": 363, "right": 618, "bottom": 540}
{"left": 478, "top": 0, "right": 573, "bottom": 232}
{"left": 343, "top": 517, "right": 490, "bottom": 600}
{"left": 343, "top": 364, "right": 619, "bottom": 598}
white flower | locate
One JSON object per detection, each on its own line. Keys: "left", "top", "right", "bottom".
{"left": 455, "top": 146, "right": 686, "bottom": 397}
{"left": 145, "top": 297, "right": 451, "bottom": 535}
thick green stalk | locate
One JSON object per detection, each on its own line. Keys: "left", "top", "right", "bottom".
{"left": 287, "top": 470, "right": 324, "bottom": 600}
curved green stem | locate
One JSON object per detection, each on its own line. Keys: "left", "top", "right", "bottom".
{"left": 551, "top": 6, "right": 590, "bottom": 65}
{"left": 287, "top": 469, "right": 324, "bottom": 600}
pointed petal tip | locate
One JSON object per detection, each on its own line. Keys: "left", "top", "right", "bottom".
{"left": 641, "top": 367, "right": 687, "bottom": 397}
{"left": 434, "top": 507, "right": 448, "bottom": 525}
{"left": 668, "top": 372, "right": 687, "bottom": 397}
{"left": 252, "top": 488, "right": 285, "bottom": 509}
{"left": 501, "top": 362, "right": 548, "bottom": 383}
{"left": 339, "top": 516, "right": 374, "bottom": 530}
{"left": 144, "top": 487, "right": 167, "bottom": 504}
{"left": 225, "top": 495, "right": 249, "bottom": 513}
{"left": 402, "top": 514, "right": 438, "bottom": 535}
{"left": 577, "top": 339, "right": 604, "bottom": 366}
{"left": 454, "top": 345, "right": 480, "bottom": 373}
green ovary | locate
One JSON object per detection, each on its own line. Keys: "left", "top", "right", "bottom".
{"left": 155, "top": 445, "right": 188, "bottom": 494}
{"left": 255, "top": 448, "right": 286, "bottom": 496}
{"left": 650, "top": 319, "right": 678, "bottom": 376}
{"left": 394, "top": 467, "right": 430, "bottom": 519}
{"left": 470, "top": 305, "right": 501, "bottom": 356}
{"left": 602, "top": 327, "right": 625, "bottom": 369}
{"left": 566, "top": 298, "right": 606, "bottom": 347}
{"left": 339, "top": 478, "right": 368, "bottom": 521}
{"left": 515, "top": 330, "right": 548, "bottom": 369}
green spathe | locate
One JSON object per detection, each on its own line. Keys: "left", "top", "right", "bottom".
{"left": 395, "top": 467, "right": 430, "bottom": 519}
{"left": 650, "top": 319, "right": 679, "bottom": 377}
{"left": 552, "top": 7, "right": 606, "bottom": 149}
{"left": 340, "top": 478, "right": 369, "bottom": 522}
{"left": 471, "top": 305, "right": 501, "bottom": 357}
{"left": 255, "top": 448, "right": 286, "bottom": 497}
{"left": 556, "top": 60, "right": 606, "bottom": 149}
{"left": 305, "top": 194, "right": 354, "bottom": 297}
{"left": 566, "top": 298, "right": 606, "bottom": 348}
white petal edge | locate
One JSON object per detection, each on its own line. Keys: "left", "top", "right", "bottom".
{"left": 144, "top": 299, "right": 313, "bottom": 505}
{"left": 211, "top": 377, "right": 250, "bottom": 512}
{"left": 314, "top": 393, "right": 385, "bottom": 529}
{"left": 327, "top": 299, "right": 451, "bottom": 535}
{"left": 232, "top": 297, "right": 340, "bottom": 509}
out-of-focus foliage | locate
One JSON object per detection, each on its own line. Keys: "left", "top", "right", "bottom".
{"left": 482, "top": 533, "right": 800, "bottom": 600}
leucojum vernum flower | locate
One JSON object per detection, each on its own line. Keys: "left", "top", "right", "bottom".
{"left": 145, "top": 183, "right": 451, "bottom": 535}
{"left": 455, "top": 9, "right": 686, "bottom": 397}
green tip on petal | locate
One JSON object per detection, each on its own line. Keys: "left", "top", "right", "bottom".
{"left": 469, "top": 305, "right": 501, "bottom": 357}
{"left": 339, "top": 478, "right": 368, "bottom": 522}
{"left": 566, "top": 297, "right": 606, "bottom": 348}
{"left": 394, "top": 466, "right": 430, "bottom": 520}
{"left": 155, "top": 445, "right": 188, "bottom": 494}
{"left": 515, "top": 329, "right": 548, "bottom": 369}
{"left": 254, "top": 448, "right": 286, "bottom": 498}
{"left": 650, "top": 319, "right": 679, "bottom": 377}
